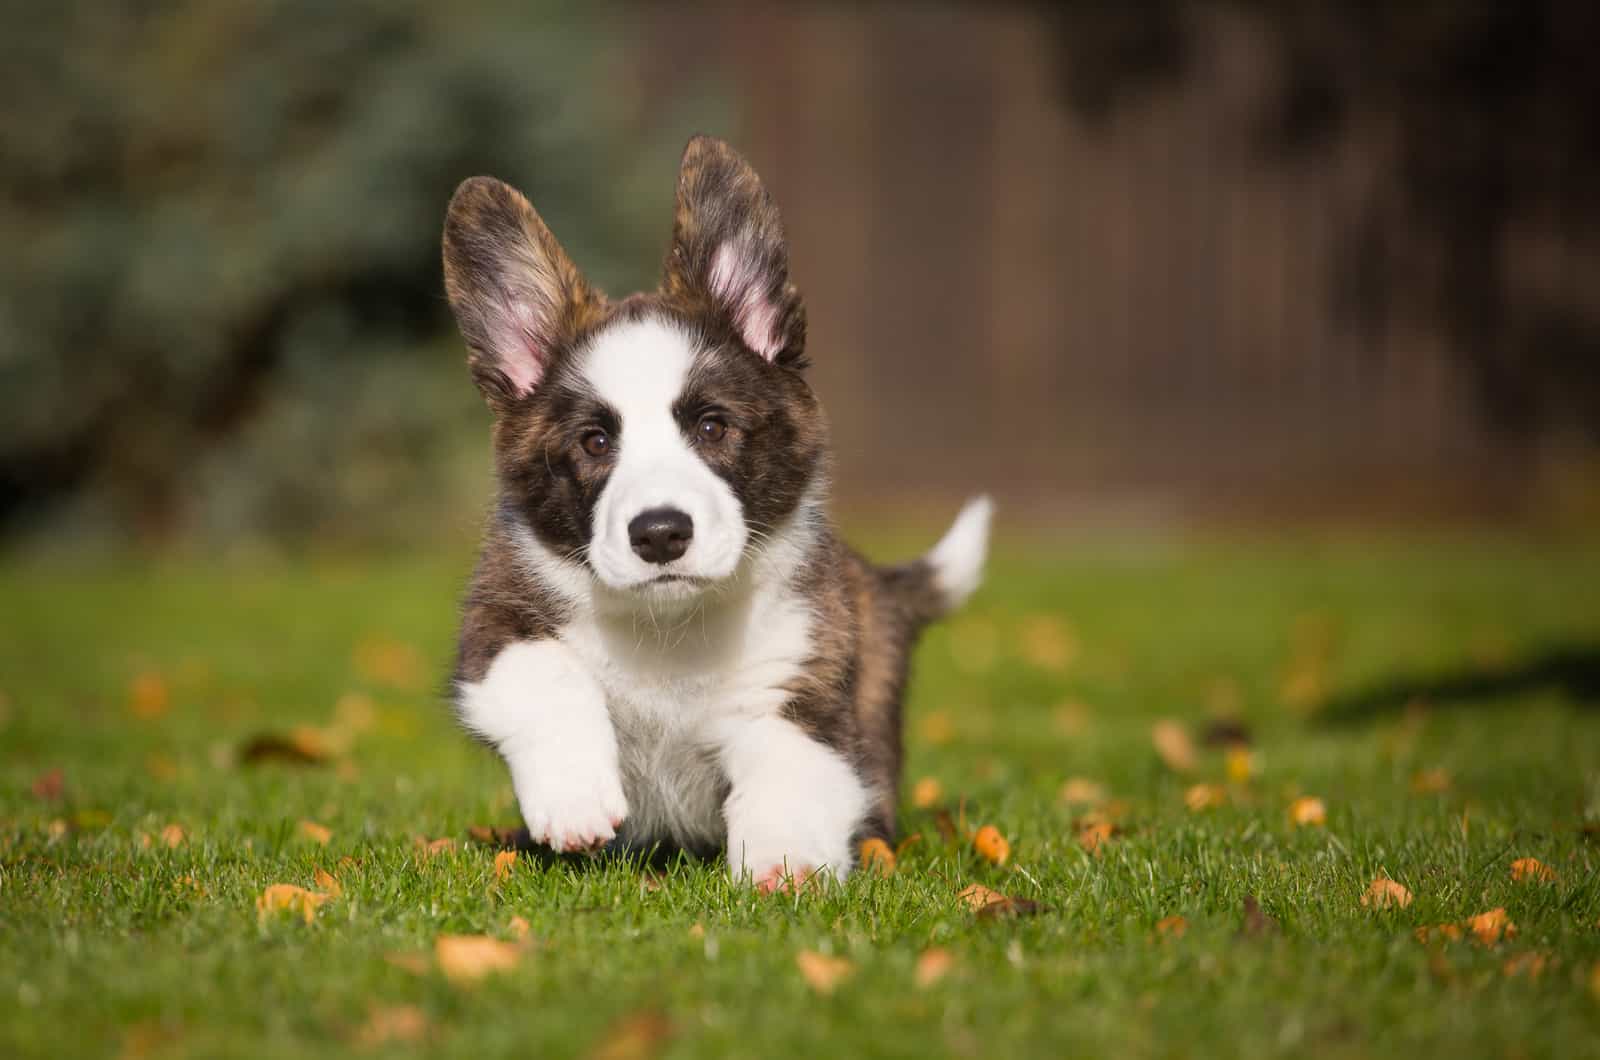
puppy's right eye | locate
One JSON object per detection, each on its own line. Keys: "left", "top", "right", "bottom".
{"left": 580, "top": 430, "right": 610, "bottom": 457}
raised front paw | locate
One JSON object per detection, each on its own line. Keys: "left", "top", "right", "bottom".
{"left": 510, "top": 754, "right": 629, "bottom": 853}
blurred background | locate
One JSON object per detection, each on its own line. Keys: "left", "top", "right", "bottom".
{"left": 3, "top": 0, "right": 1599, "bottom": 553}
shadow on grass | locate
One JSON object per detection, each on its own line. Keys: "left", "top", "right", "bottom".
{"left": 468, "top": 826, "right": 709, "bottom": 873}
{"left": 1316, "top": 642, "right": 1600, "bottom": 724}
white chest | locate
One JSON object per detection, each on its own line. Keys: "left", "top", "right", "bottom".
{"left": 559, "top": 587, "right": 815, "bottom": 851}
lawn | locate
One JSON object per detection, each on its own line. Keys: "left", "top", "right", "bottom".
{"left": 3, "top": 530, "right": 1599, "bottom": 1058}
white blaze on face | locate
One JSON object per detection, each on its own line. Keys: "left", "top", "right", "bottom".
{"left": 581, "top": 317, "right": 748, "bottom": 594}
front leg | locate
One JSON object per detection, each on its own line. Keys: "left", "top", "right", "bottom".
{"left": 715, "top": 714, "right": 870, "bottom": 890}
{"left": 456, "top": 640, "right": 628, "bottom": 852}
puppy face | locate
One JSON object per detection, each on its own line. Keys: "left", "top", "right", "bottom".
{"left": 443, "top": 138, "right": 823, "bottom": 610}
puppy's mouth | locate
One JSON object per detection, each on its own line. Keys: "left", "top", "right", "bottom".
{"left": 643, "top": 573, "right": 710, "bottom": 587}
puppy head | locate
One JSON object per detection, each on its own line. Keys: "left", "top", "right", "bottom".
{"left": 442, "top": 136, "right": 824, "bottom": 611}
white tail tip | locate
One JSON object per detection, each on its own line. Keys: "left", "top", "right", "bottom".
{"left": 926, "top": 495, "right": 994, "bottom": 611}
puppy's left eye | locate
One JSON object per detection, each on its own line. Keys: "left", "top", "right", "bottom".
{"left": 696, "top": 415, "right": 728, "bottom": 444}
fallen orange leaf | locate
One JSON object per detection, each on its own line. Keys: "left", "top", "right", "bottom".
{"left": 384, "top": 951, "right": 431, "bottom": 976}
{"left": 918, "top": 711, "right": 955, "bottom": 745}
{"left": 1510, "top": 857, "right": 1556, "bottom": 883}
{"left": 435, "top": 934, "right": 522, "bottom": 983}
{"left": 795, "top": 950, "right": 854, "bottom": 995}
{"left": 297, "top": 820, "right": 332, "bottom": 846}
{"left": 256, "top": 883, "right": 333, "bottom": 925}
{"left": 1155, "top": 915, "right": 1188, "bottom": 939}
{"left": 494, "top": 849, "right": 518, "bottom": 881}
{"left": 1288, "top": 796, "right": 1327, "bottom": 827}
{"left": 1151, "top": 720, "right": 1197, "bottom": 773}
{"left": 1017, "top": 614, "right": 1077, "bottom": 672}
{"left": 588, "top": 1009, "right": 673, "bottom": 1060}
{"left": 356, "top": 1005, "right": 429, "bottom": 1048}
{"left": 128, "top": 672, "right": 170, "bottom": 720}
{"left": 910, "top": 777, "right": 944, "bottom": 809}
{"left": 1361, "top": 877, "right": 1413, "bottom": 910}
{"left": 414, "top": 837, "right": 457, "bottom": 858}
{"left": 159, "top": 823, "right": 186, "bottom": 849}
{"left": 31, "top": 769, "right": 65, "bottom": 802}
{"left": 1414, "top": 923, "right": 1463, "bottom": 945}
{"left": 509, "top": 915, "right": 531, "bottom": 940}
{"left": 1501, "top": 952, "right": 1548, "bottom": 979}
{"left": 314, "top": 866, "right": 343, "bottom": 898}
{"left": 914, "top": 947, "right": 955, "bottom": 988}
{"left": 688, "top": 922, "right": 705, "bottom": 939}
{"left": 1058, "top": 777, "right": 1106, "bottom": 806}
{"left": 1077, "top": 818, "right": 1117, "bottom": 855}
{"left": 973, "top": 824, "right": 1010, "bottom": 865}
{"left": 1185, "top": 783, "right": 1226, "bottom": 812}
{"left": 1467, "top": 907, "right": 1516, "bottom": 946}
{"left": 858, "top": 837, "right": 896, "bottom": 877}
{"left": 1410, "top": 768, "right": 1452, "bottom": 794}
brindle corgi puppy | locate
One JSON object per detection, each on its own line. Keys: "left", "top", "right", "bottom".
{"left": 444, "top": 135, "right": 991, "bottom": 890}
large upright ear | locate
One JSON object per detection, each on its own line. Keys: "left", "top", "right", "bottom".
{"left": 442, "top": 176, "right": 603, "bottom": 408}
{"left": 662, "top": 136, "right": 806, "bottom": 367}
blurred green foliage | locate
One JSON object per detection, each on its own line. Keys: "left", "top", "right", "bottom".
{"left": 0, "top": 1, "right": 721, "bottom": 549}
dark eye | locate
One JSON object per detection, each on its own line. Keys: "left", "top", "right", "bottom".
{"left": 580, "top": 430, "right": 610, "bottom": 457}
{"left": 697, "top": 415, "right": 727, "bottom": 444}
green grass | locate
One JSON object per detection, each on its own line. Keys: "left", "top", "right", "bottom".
{"left": 3, "top": 531, "right": 1599, "bottom": 1058}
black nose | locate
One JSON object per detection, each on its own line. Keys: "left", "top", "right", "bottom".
{"left": 628, "top": 508, "right": 694, "bottom": 565}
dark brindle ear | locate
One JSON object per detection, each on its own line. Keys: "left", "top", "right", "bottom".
{"left": 662, "top": 135, "right": 806, "bottom": 368}
{"left": 442, "top": 176, "right": 604, "bottom": 409}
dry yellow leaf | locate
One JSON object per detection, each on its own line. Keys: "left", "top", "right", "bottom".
{"left": 1510, "top": 857, "right": 1556, "bottom": 883}
{"left": 795, "top": 950, "right": 854, "bottom": 995}
{"left": 1155, "top": 915, "right": 1188, "bottom": 939}
{"left": 256, "top": 883, "right": 332, "bottom": 925}
{"left": 494, "top": 849, "right": 518, "bottom": 881}
{"left": 588, "top": 1010, "right": 673, "bottom": 1060}
{"left": 687, "top": 922, "right": 705, "bottom": 940}
{"left": 508, "top": 915, "right": 531, "bottom": 940}
{"left": 973, "top": 825, "right": 1010, "bottom": 866}
{"left": 1185, "top": 783, "right": 1226, "bottom": 812}
{"left": 356, "top": 1005, "right": 429, "bottom": 1048}
{"left": 1225, "top": 747, "right": 1256, "bottom": 783}
{"left": 158, "top": 823, "right": 186, "bottom": 848}
{"left": 297, "top": 820, "right": 332, "bottom": 846}
{"left": 129, "top": 672, "right": 170, "bottom": 720}
{"left": 914, "top": 947, "right": 954, "bottom": 988}
{"left": 1058, "top": 777, "right": 1106, "bottom": 806}
{"left": 314, "top": 866, "right": 343, "bottom": 898}
{"left": 958, "top": 883, "right": 1007, "bottom": 912}
{"left": 1151, "top": 720, "right": 1197, "bottom": 773}
{"left": 858, "top": 837, "right": 896, "bottom": 877}
{"left": 1410, "top": 768, "right": 1452, "bottom": 794}
{"left": 1501, "top": 952, "right": 1548, "bottom": 979}
{"left": 910, "top": 777, "right": 944, "bottom": 809}
{"left": 1361, "top": 877, "right": 1413, "bottom": 910}
{"left": 1468, "top": 907, "right": 1516, "bottom": 946}
{"left": 1288, "top": 796, "right": 1327, "bottom": 827}
{"left": 435, "top": 934, "right": 522, "bottom": 983}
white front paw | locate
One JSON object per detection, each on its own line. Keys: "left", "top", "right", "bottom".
{"left": 728, "top": 828, "right": 851, "bottom": 893}
{"left": 510, "top": 751, "right": 629, "bottom": 853}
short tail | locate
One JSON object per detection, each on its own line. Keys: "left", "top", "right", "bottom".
{"left": 880, "top": 495, "right": 994, "bottom": 625}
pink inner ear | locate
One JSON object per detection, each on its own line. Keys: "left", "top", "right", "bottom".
{"left": 491, "top": 297, "right": 547, "bottom": 395}
{"left": 709, "top": 242, "right": 781, "bottom": 361}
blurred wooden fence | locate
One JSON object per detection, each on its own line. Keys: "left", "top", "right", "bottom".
{"left": 641, "top": 4, "right": 1589, "bottom": 517}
